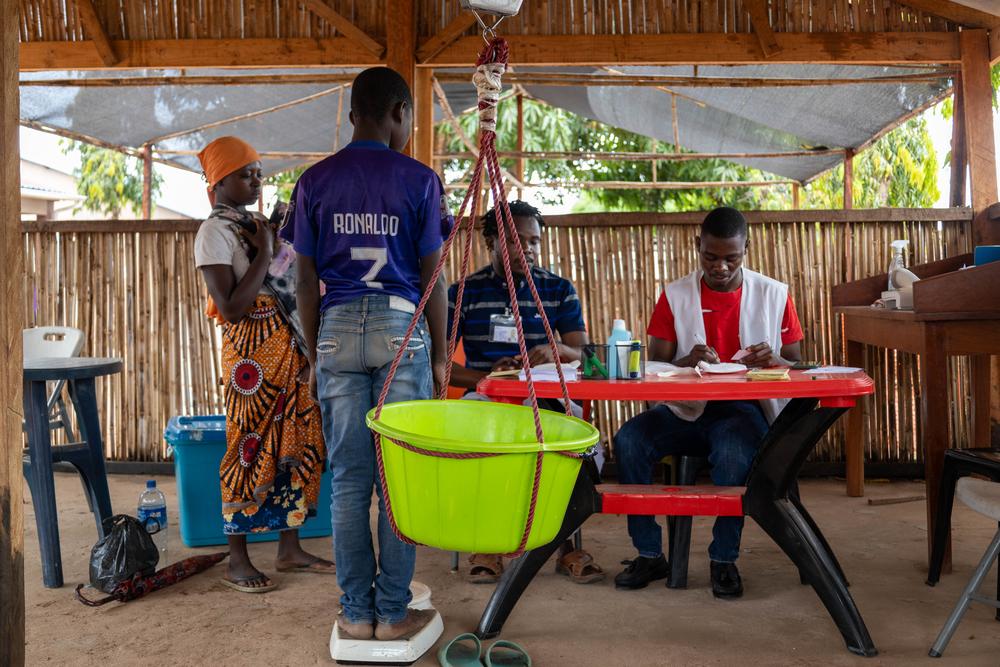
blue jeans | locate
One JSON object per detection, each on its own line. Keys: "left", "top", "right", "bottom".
{"left": 613, "top": 401, "right": 768, "bottom": 563}
{"left": 315, "top": 295, "right": 432, "bottom": 625}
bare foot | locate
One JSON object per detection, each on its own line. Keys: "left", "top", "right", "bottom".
{"left": 274, "top": 546, "right": 335, "bottom": 573}
{"left": 374, "top": 609, "right": 436, "bottom": 641}
{"left": 223, "top": 562, "right": 274, "bottom": 591}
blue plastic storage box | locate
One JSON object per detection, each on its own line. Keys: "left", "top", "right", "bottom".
{"left": 165, "top": 415, "right": 332, "bottom": 547}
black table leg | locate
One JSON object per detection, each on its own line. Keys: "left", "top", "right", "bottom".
{"left": 23, "top": 379, "right": 63, "bottom": 588}
{"left": 927, "top": 454, "right": 959, "bottom": 586}
{"left": 789, "top": 484, "right": 849, "bottom": 588}
{"left": 746, "top": 401, "right": 876, "bottom": 657}
{"left": 476, "top": 463, "right": 599, "bottom": 639}
{"left": 70, "top": 378, "right": 113, "bottom": 535}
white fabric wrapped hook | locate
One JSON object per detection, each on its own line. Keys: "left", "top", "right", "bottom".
{"left": 459, "top": 0, "right": 524, "bottom": 17}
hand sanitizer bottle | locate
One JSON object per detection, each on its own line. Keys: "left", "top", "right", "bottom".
{"left": 607, "top": 319, "right": 632, "bottom": 379}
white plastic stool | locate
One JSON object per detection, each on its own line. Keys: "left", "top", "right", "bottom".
{"left": 929, "top": 477, "right": 1000, "bottom": 657}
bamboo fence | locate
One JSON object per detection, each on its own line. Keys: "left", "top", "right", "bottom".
{"left": 17, "top": 0, "right": 955, "bottom": 44}
{"left": 24, "top": 208, "right": 973, "bottom": 463}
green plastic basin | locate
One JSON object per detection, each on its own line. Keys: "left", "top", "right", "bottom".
{"left": 367, "top": 399, "right": 600, "bottom": 553}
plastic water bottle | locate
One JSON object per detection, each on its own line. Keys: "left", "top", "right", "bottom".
{"left": 606, "top": 319, "right": 632, "bottom": 379}
{"left": 137, "top": 480, "right": 168, "bottom": 563}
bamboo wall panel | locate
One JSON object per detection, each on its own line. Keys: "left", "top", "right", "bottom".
{"left": 24, "top": 225, "right": 224, "bottom": 461}
{"left": 418, "top": 0, "right": 955, "bottom": 36}
{"left": 17, "top": 0, "right": 955, "bottom": 43}
{"left": 24, "top": 210, "right": 972, "bottom": 463}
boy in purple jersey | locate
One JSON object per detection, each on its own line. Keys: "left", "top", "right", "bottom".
{"left": 290, "top": 67, "right": 450, "bottom": 642}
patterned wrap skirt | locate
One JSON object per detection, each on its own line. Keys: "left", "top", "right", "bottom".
{"left": 219, "top": 294, "right": 325, "bottom": 535}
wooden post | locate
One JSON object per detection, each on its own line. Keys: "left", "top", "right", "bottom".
{"left": 516, "top": 93, "right": 525, "bottom": 200}
{"left": 386, "top": 0, "right": 416, "bottom": 156}
{"left": 0, "top": 0, "right": 25, "bottom": 663}
{"left": 960, "top": 29, "right": 1000, "bottom": 435}
{"left": 141, "top": 144, "right": 153, "bottom": 219}
{"left": 949, "top": 80, "right": 968, "bottom": 208}
{"left": 792, "top": 182, "right": 801, "bottom": 209}
{"left": 961, "top": 29, "right": 999, "bottom": 241}
{"left": 413, "top": 68, "right": 434, "bottom": 168}
{"left": 843, "top": 148, "right": 854, "bottom": 209}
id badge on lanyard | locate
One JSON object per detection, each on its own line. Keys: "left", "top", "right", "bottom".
{"left": 489, "top": 309, "right": 518, "bottom": 344}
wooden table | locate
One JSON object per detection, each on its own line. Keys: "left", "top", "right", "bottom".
{"left": 837, "top": 306, "right": 1000, "bottom": 567}
{"left": 475, "top": 370, "right": 879, "bottom": 656}
{"left": 23, "top": 357, "right": 122, "bottom": 588}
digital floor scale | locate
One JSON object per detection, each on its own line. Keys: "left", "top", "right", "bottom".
{"left": 329, "top": 581, "right": 443, "bottom": 665}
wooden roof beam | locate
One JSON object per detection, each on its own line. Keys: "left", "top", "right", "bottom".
{"left": 898, "top": 1, "right": 1000, "bottom": 29}
{"left": 75, "top": 0, "right": 118, "bottom": 66}
{"left": 990, "top": 27, "right": 1000, "bottom": 65}
{"left": 19, "top": 38, "right": 380, "bottom": 70}
{"left": 745, "top": 0, "right": 782, "bottom": 58}
{"left": 299, "top": 0, "right": 385, "bottom": 59}
{"left": 428, "top": 32, "right": 962, "bottom": 66}
{"left": 417, "top": 12, "right": 478, "bottom": 63}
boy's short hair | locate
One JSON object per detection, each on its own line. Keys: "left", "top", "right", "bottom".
{"left": 350, "top": 67, "right": 413, "bottom": 120}
{"left": 482, "top": 200, "right": 545, "bottom": 239}
{"left": 701, "top": 206, "right": 748, "bottom": 239}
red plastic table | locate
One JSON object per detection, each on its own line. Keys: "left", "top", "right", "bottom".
{"left": 474, "top": 370, "right": 878, "bottom": 657}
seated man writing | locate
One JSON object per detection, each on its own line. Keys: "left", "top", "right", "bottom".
{"left": 613, "top": 206, "right": 803, "bottom": 599}
{"left": 448, "top": 200, "right": 604, "bottom": 585}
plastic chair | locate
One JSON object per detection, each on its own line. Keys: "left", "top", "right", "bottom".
{"left": 662, "top": 455, "right": 813, "bottom": 589}
{"left": 23, "top": 326, "right": 85, "bottom": 440}
{"left": 662, "top": 455, "right": 708, "bottom": 588}
{"left": 928, "top": 477, "right": 1000, "bottom": 657}
{"left": 926, "top": 448, "right": 1000, "bottom": 620}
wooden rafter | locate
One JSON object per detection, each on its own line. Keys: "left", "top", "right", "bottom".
{"left": 744, "top": 0, "right": 782, "bottom": 58}
{"left": 19, "top": 73, "right": 357, "bottom": 87}
{"left": 433, "top": 70, "right": 956, "bottom": 88}
{"left": 19, "top": 38, "right": 380, "bottom": 70}
{"left": 417, "top": 12, "right": 478, "bottom": 63}
{"left": 428, "top": 32, "right": 963, "bottom": 66}
{"left": 898, "top": 0, "right": 1000, "bottom": 29}
{"left": 299, "top": 0, "right": 385, "bottom": 59}
{"left": 75, "top": 0, "right": 118, "bottom": 66}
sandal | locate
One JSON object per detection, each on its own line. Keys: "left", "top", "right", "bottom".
{"left": 485, "top": 640, "right": 531, "bottom": 667}
{"left": 555, "top": 549, "right": 605, "bottom": 584}
{"left": 466, "top": 553, "right": 503, "bottom": 584}
{"left": 220, "top": 573, "right": 277, "bottom": 594}
{"left": 437, "top": 632, "right": 484, "bottom": 667}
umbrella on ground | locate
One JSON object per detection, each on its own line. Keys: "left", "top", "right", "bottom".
{"left": 75, "top": 552, "right": 228, "bottom": 607}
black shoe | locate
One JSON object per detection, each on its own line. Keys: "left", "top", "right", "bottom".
{"left": 614, "top": 555, "right": 669, "bottom": 590}
{"left": 710, "top": 561, "right": 743, "bottom": 599}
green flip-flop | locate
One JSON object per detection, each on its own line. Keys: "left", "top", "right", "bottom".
{"left": 484, "top": 640, "right": 531, "bottom": 667}
{"left": 438, "top": 632, "right": 484, "bottom": 667}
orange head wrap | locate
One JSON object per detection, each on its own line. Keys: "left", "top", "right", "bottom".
{"left": 197, "top": 136, "right": 262, "bottom": 190}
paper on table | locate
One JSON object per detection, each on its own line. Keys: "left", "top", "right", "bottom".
{"left": 804, "top": 366, "right": 863, "bottom": 375}
{"left": 646, "top": 361, "right": 703, "bottom": 378}
{"left": 518, "top": 360, "right": 580, "bottom": 381}
{"left": 697, "top": 361, "right": 749, "bottom": 374}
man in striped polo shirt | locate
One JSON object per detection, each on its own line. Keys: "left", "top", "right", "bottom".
{"left": 447, "top": 200, "right": 604, "bottom": 586}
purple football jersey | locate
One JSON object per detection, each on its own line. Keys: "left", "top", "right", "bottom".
{"left": 284, "top": 141, "right": 452, "bottom": 311}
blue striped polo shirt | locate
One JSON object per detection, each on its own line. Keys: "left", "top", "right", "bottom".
{"left": 448, "top": 265, "right": 586, "bottom": 371}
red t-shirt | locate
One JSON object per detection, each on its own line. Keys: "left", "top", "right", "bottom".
{"left": 647, "top": 279, "right": 804, "bottom": 363}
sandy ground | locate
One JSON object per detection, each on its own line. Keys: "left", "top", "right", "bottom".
{"left": 21, "top": 473, "right": 1000, "bottom": 666}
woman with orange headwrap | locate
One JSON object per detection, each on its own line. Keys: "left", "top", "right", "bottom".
{"left": 194, "top": 136, "right": 333, "bottom": 593}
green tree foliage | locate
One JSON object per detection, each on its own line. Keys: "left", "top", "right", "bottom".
{"left": 802, "top": 116, "right": 939, "bottom": 209}
{"left": 437, "top": 97, "right": 790, "bottom": 212}
{"left": 441, "top": 92, "right": 946, "bottom": 212}
{"left": 61, "top": 140, "right": 162, "bottom": 219}
{"left": 265, "top": 167, "right": 306, "bottom": 202}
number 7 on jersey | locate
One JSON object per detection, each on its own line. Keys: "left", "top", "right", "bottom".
{"left": 351, "top": 247, "right": 388, "bottom": 289}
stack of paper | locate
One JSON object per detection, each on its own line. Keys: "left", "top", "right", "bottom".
{"left": 745, "top": 368, "right": 790, "bottom": 381}
{"left": 519, "top": 362, "right": 580, "bottom": 382}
